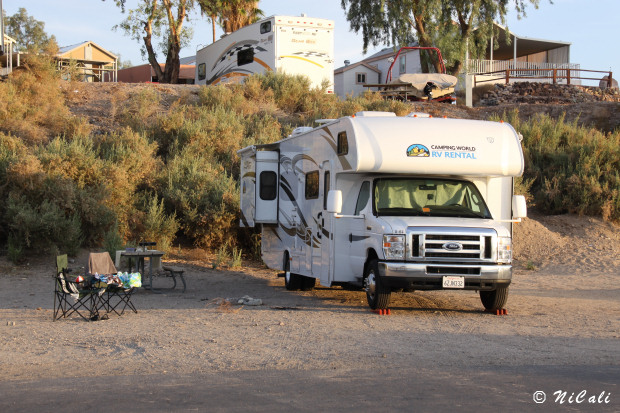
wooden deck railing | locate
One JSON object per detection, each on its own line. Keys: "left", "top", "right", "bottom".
{"left": 473, "top": 68, "right": 614, "bottom": 88}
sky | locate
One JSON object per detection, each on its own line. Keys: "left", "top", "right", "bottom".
{"left": 3, "top": 0, "right": 618, "bottom": 86}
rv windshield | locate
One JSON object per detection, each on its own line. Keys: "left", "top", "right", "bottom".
{"left": 373, "top": 178, "right": 492, "bottom": 219}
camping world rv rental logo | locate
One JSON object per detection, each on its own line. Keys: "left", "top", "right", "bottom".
{"left": 407, "top": 144, "right": 478, "bottom": 159}
{"left": 406, "top": 144, "right": 430, "bottom": 157}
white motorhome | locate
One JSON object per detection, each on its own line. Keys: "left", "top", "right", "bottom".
{"left": 195, "top": 15, "right": 334, "bottom": 92}
{"left": 238, "top": 112, "right": 527, "bottom": 311}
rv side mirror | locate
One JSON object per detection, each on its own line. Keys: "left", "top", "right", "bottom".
{"left": 512, "top": 195, "right": 527, "bottom": 219}
{"left": 326, "top": 190, "right": 343, "bottom": 214}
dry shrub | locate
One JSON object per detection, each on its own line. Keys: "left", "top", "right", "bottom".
{"left": 0, "top": 56, "right": 90, "bottom": 143}
{"left": 156, "top": 149, "right": 239, "bottom": 249}
{"left": 117, "top": 87, "right": 161, "bottom": 132}
{"left": 496, "top": 110, "right": 620, "bottom": 221}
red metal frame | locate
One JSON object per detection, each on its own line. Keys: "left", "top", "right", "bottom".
{"left": 385, "top": 47, "right": 447, "bottom": 83}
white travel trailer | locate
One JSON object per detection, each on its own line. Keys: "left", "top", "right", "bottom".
{"left": 238, "top": 112, "right": 527, "bottom": 311}
{"left": 195, "top": 15, "right": 334, "bottom": 92}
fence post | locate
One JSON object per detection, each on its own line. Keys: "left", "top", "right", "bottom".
{"left": 553, "top": 69, "right": 557, "bottom": 84}
{"left": 567, "top": 69, "right": 571, "bottom": 85}
{"left": 465, "top": 74, "right": 473, "bottom": 108}
{"left": 610, "top": 72, "right": 614, "bottom": 88}
{"left": 506, "top": 69, "right": 510, "bottom": 85}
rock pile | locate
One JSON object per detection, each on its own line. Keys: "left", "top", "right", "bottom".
{"left": 479, "top": 81, "right": 620, "bottom": 106}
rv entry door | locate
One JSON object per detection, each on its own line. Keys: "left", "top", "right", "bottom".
{"left": 315, "top": 162, "right": 333, "bottom": 286}
{"left": 255, "top": 151, "right": 279, "bottom": 224}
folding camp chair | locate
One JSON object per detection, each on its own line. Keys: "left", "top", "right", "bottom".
{"left": 53, "top": 254, "right": 100, "bottom": 321}
{"left": 87, "top": 252, "right": 137, "bottom": 316}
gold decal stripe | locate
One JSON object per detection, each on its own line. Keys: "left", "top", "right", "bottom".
{"left": 254, "top": 57, "right": 273, "bottom": 71}
{"left": 280, "top": 55, "right": 324, "bottom": 68}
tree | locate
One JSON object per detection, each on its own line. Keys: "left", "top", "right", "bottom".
{"left": 3, "top": 7, "right": 57, "bottom": 53}
{"left": 112, "top": 52, "right": 133, "bottom": 69}
{"left": 340, "top": 0, "right": 541, "bottom": 75}
{"left": 196, "top": 0, "right": 221, "bottom": 43}
{"left": 113, "top": 0, "right": 194, "bottom": 84}
{"left": 196, "top": 0, "right": 262, "bottom": 42}
{"left": 218, "top": 0, "right": 262, "bottom": 34}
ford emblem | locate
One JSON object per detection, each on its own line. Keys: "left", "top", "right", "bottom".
{"left": 442, "top": 242, "right": 463, "bottom": 251}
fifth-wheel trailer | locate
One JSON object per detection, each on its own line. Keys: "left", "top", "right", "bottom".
{"left": 238, "top": 111, "right": 527, "bottom": 310}
{"left": 195, "top": 15, "right": 334, "bottom": 92}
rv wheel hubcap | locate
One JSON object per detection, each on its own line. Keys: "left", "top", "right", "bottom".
{"left": 285, "top": 271, "right": 291, "bottom": 283}
{"left": 366, "top": 272, "right": 377, "bottom": 298}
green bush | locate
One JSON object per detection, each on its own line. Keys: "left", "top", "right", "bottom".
{"left": 2, "top": 69, "right": 618, "bottom": 262}
{"left": 5, "top": 195, "right": 83, "bottom": 254}
{"left": 498, "top": 110, "right": 620, "bottom": 221}
{"left": 140, "top": 194, "right": 179, "bottom": 252}
{"left": 103, "top": 224, "right": 124, "bottom": 261}
{"left": 157, "top": 148, "right": 239, "bottom": 248}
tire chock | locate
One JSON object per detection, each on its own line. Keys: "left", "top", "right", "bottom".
{"left": 372, "top": 309, "right": 392, "bottom": 315}
{"left": 486, "top": 308, "right": 508, "bottom": 315}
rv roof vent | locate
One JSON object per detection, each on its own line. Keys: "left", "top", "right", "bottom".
{"left": 406, "top": 112, "right": 431, "bottom": 118}
{"left": 354, "top": 111, "right": 396, "bottom": 117}
{"left": 289, "top": 126, "right": 314, "bottom": 137}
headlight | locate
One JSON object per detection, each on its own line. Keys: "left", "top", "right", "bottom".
{"left": 383, "top": 235, "right": 405, "bottom": 260}
{"left": 498, "top": 237, "right": 512, "bottom": 263}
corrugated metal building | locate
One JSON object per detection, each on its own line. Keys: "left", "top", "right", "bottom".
{"left": 113, "top": 56, "right": 196, "bottom": 84}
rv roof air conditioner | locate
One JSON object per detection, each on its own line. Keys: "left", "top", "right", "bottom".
{"left": 355, "top": 111, "right": 397, "bottom": 117}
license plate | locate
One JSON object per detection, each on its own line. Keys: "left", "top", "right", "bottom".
{"left": 442, "top": 276, "right": 465, "bottom": 289}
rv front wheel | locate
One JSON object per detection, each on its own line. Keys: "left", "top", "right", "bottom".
{"left": 364, "top": 260, "right": 391, "bottom": 310}
{"left": 480, "top": 286, "right": 509, "bottom": 310}
{"left": 284, "top": 257, "right": 302, "bottom": 291}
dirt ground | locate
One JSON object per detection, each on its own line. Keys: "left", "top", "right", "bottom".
{"left": 0, "top": 213, "right": 618, "bottom": 382}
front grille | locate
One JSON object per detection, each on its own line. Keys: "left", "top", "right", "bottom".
{"left": 426, "top": 252, "right": 480, "bottom": 259}
{"left": 407, "top": 227, "right": 497, "bottom": 262}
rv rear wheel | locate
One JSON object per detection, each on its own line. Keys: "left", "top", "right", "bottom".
{"left": 364, "top": 260, "right": 391, "bottom": 310}
{"left": 284, "top": 258, "right": 302, "bottom": 291}
{"left": 480, "top": 286, "right": 509, "bottom": 310}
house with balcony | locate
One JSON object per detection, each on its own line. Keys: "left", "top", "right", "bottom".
{"left": 1, "top": 33, "right": 17, "bottom": 77}
{"left": 467, "top": 23, "right": 577, "bottom": 86}
{"left": 56, "top": 41, "right": 118, "bottom": 82}
{"left": 334, "top": 24, "right": 578, "bottom": 97}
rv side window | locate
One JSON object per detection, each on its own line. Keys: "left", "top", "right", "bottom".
{"left": 259, "top": 171, "right": 277, "bottom": 201}
{"left": 337, "top": 132, "right": 348, "bottom": 155}
{"left": 305, "top": 171, "right": 319, "bottom": 199}
{"left": 238, "top": 48, "right": 254, "bottom": 66}
{"left": 355, "top": 181, "right": 371, "bottom": 215}
{"left": 260, "top": 22, "right": 272, "bottom": 34}
{"left": 197, "top": 63, "right": 206, "bottom": 80}
{"left": 323, "top": 171, "right": 330, "bottom": 210}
